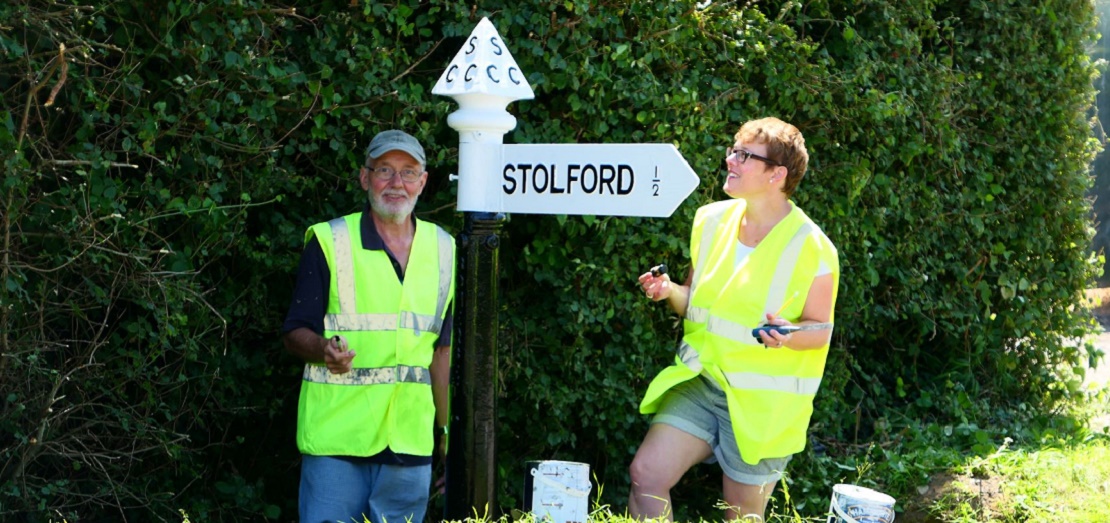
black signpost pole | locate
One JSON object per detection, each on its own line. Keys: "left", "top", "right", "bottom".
{"left": 432, "top": 17, "right": 698, "bottom": 521}
{"left": 446, "top": 211, "right": 506, "bottom": 520}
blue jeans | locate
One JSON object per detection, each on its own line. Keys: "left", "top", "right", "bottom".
{"left": 299, "top": 455, "right": 432, "bottom": 523}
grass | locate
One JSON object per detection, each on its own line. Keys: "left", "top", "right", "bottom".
{"left": 917, "top": 433, "right": 1110, "bottom": 523}
{"left": 159, "top": 415, "right": 1110, "bottom": 523}
{"left": 479, "top": 429, "right": 1109, "bottom": 522}
{"left": 988, "top": 436, "right": 1110, "bottom": 522}
{"left": 896, "top": 294, "right": 1110, "bottom": 523}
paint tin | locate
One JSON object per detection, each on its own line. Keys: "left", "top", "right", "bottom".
{"left": 523, "top": 461, "right": 591, "bottom": 523}
{"left": 827, "top": 483, "right": 896, "bottom": 523}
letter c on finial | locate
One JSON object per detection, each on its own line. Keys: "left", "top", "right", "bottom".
{"left": 508, "top": 67, "right": 522, "bottom": 85}
{"left": 445, "top": 64, "right": 458, "bottom": 83}
{"left": 464, "top": 64, "right": 477, "bottom": 82}
{"left": 487, "top": 65, "right": 500, "bottom": 83}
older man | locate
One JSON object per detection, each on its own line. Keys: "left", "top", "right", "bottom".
{"left": 282, "top": 130, "right": 455, "bottom": 523}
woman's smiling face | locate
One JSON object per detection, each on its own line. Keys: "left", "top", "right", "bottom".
{"left": 723, "top": 142, "right": 777, "bottom": 198}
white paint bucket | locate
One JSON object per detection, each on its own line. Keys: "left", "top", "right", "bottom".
{"left": 827, "top": 483, "right": 896, "bottom": 523}
{"left": 523, "top": 461, "right": 592, "bottom": 523}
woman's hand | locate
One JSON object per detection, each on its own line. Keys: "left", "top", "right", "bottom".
{"left": 638, "top": 266, "right": 672, "bottom": 302}
{"left": 758, "top": 313, "right": 793, "bottom": 348}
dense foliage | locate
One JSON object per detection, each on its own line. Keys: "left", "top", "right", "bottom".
{"left": 1089, "top": 0, "right": 1110, "bottom": 285}
{"left": 0, "top": 0, "right": 1101, "bottom": 521}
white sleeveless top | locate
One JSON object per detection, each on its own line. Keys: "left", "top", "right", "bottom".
{"left": 737, "top": 239, "right": 830, "bottom": 275}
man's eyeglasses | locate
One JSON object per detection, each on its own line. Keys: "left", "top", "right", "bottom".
{"left": 368, "top": 166, "right": 423, "bottom": 183}
{"left": 726, "top": 147, "right": 779, "bottom": 167}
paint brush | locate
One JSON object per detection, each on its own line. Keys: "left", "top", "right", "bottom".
{"left": 772, "top": 291, "right": 800, "bottom": 318}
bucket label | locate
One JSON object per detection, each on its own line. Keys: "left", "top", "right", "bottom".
{"left": 827, "top": 484, "right": 896, "bottom": 523}
{"left": 828, "top": 506, "right": 895, "bottom": 523}
{"left": 525, "top": 461, "right": 591, "bottom": 523}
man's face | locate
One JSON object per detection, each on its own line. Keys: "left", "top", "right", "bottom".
{"left": 360, "top": 150, "right": 427, "bottom": 224}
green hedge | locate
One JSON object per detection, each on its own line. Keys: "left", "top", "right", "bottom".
{"left": 0, "top": 0, "right": 1100, "bottom": 521}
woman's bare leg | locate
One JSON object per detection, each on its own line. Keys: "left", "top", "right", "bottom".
{"left": 628, "top": 424, "right": 713, "bottom": 521}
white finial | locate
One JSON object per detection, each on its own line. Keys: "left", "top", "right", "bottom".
{"left": 433, "top": 17, "right": 533, "bottom": 212}
{"left": 432, "top": 17, "right": 535, "bottom": 107}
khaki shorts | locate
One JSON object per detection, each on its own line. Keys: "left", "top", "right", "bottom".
{"left": 652, "top": 376, "right": 791, "bottom": 485}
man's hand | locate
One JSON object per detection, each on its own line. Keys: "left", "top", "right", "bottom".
{"left": 323, "top": 335, "right": 356, "bottom": 374}
{"left": 435, "top": 429, "right": 448, "bottom": 460}
{"left": 431, "top": 426, "right": 448, "bottom": 497}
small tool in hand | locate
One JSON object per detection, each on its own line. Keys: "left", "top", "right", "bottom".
{"left": 651, "top": 264, "right": 668, "bottom": 278}
{"left": 752, "top": 323, "right": 834, "bottom": 345}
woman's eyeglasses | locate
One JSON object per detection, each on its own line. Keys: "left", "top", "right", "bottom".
{"left": 726, "top": 148, "right": 779, "bottom": 166}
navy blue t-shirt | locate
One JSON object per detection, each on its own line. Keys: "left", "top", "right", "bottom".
{"left": 283, "top": 208, "right": 453, "bottom": 466}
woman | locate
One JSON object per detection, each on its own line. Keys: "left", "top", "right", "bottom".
{"left": 630, "top": 117, "right": 839, "bottom": 522}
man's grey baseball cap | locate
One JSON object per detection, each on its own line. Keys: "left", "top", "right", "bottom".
{"left": 365, "top": 130, "right": 426, "bottom": 166}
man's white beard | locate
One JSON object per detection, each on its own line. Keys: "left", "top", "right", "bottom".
{"left": 369, "top": 190, "right": 417, "bottom": 224}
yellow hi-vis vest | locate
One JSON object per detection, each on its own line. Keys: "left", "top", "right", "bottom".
{"left": 296, "top": 212, "right": 456, "bottom": 457}
{"left": 640, "top": 199, "right": 839, "bottom": 464}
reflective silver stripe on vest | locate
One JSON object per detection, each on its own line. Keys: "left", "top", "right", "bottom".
{"left": 708, "top": 315, "right": 760, "bottom": 345}
{"left": 401, "top": 310, "right": 441, "bottom": 337}
{"left": 690, "top": 207, "right": 727, "bottom": 298}
{"left": 686, "top": 306, "right": 759, "bottom": 345}
{"left": 323, "top": 311, "right": 440, "bottom": 335}
{"left": 677, "top": 343, "right": 818, "bottom": 395}
{"left": 302, "top": 364, "right": 431, "bottom": 385}
{"left": 327, "top": 310, "right": 441, "bottom": 338}
{"left": 330, "top": 217, "right": 357, "bottom": 314}
{"left": 435, "top": 227, "right": 453, "bottom": 326}
{"left": 677, "top": 341, "right": 703, "bottom": 373}
{"left": 324, "top": 313, "right": 395, "bottom": 332}
{"left": 762, "top": 223, "right": 814, "bottom": 317}
{"left": 686, "top": 305, "right": 707, "bottom": 323}
{"left": 721, "top": 372, "right": 822, "bottom": 395}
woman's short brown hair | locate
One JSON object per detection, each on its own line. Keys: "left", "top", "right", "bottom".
{"left": 734, "top": 117, "right": 808, "bottom": 197}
